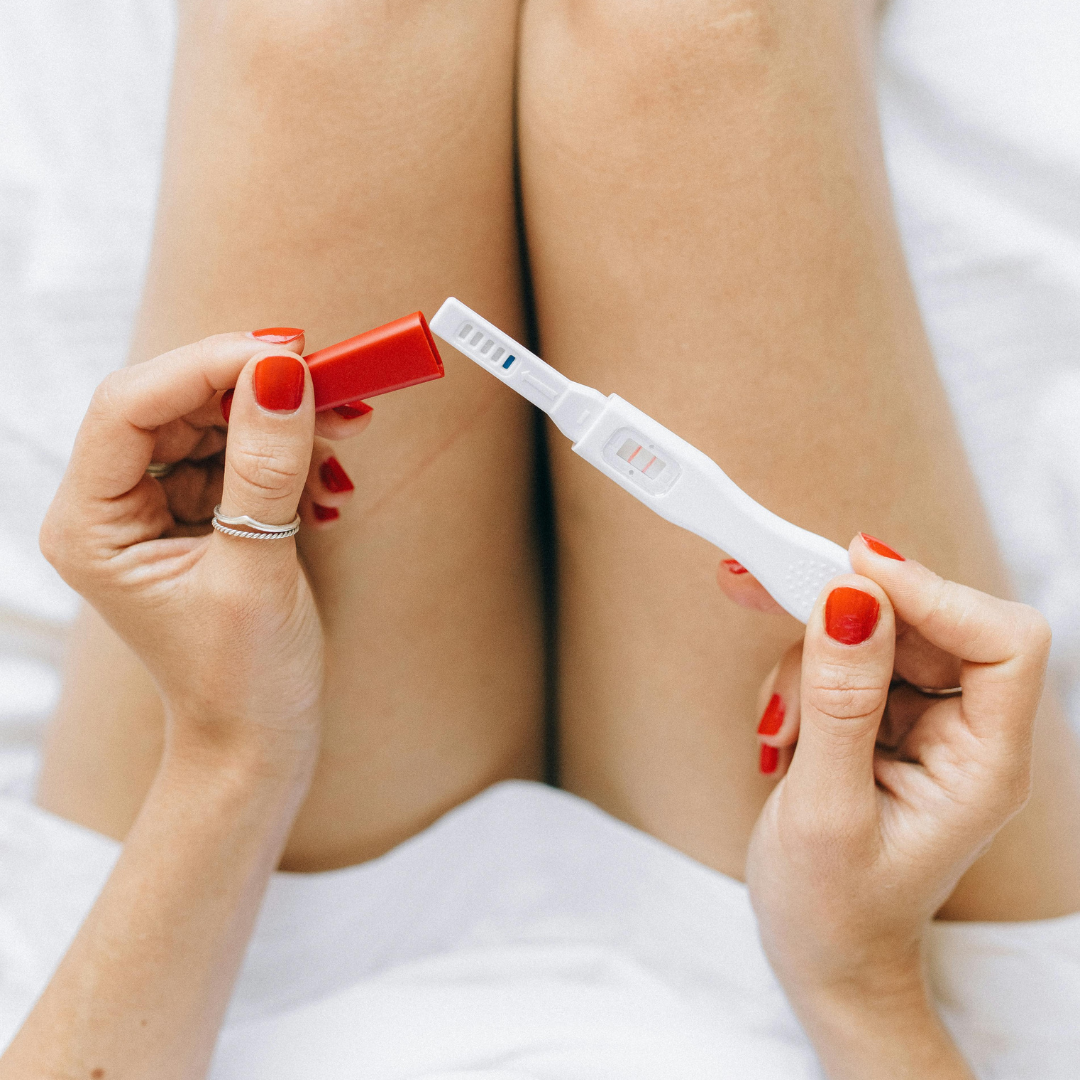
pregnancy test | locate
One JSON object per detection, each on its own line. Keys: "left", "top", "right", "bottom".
{"left": 306, "top": 311, "right": 444, "bottom": 411}
{"left": 430, "top": 298, "right": 851, "bottom": 622}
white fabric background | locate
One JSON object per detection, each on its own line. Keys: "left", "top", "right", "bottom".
{"left": 879, "top": 0, "right": 1080, "bottom": 724}
{"left": 1, "top": 771, "right": 1078, "bottom": 1078}
{"left": 0, "top": 0, "right": 175, "bottom": 753}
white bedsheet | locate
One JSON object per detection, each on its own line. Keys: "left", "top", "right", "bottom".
{"left": 879, "top": 0, "right": 1080, "bottom": 722}
{"left": 1, "top": 764, "right": 1078, "bottom": 1078}
{"left": 1, "top": 0, "right": 1080, "bottom": 1075}
{"left": 0, "top": 0, "right": 175, "bottom": 751}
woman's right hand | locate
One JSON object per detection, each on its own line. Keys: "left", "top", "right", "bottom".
{"left": 40, "top": 334, "right": 347, "bottom": 775}
{"left": 720, "top": 534, "right": 980, "bottom": 776}
{"left": 745, "top": 550, "right": 1050, "bottom": 1078}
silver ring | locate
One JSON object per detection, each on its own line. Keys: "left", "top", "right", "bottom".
{"left": 146, "top": 461, "right": 176, "bottom": 479}
{"left": 910, "top": 684, "right": 963, "bottom": 698}
{"left": 211, "top": 505, "right": 300, "bottom": 540}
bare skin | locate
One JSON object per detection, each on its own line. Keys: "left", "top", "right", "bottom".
{"left": 37, "top": 0, "right": 543, "bottom": 870}
{"left": 516, "top": 0, "right": 1080, "bottom": 913}
{"left": 37, "top": 0, "right": 1080, "bottom": 919}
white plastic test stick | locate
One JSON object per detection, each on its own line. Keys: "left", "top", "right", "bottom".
{"left": 430, "top": 298, "right": 852, "bottom": 622}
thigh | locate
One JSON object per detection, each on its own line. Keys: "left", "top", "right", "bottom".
{"left": 37, "top": 0, "right": 542, "bottom": 870}
{"left": 518, "top": 0, "right": 1080, "bottom": 914}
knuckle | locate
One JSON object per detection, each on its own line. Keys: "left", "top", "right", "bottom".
{"left": 981, "top": 768, "right": 1032, "bottom": 826}
{"left": 92, "top": 369, "right": 127, "bottom": 418}
{"left": 1016, "top": 605, "right": 1053, "bottom": 659}
{"left": 38, "top": 508, "right": 91, "bottom": 590}
{"left": 959, "top": 749, "right": 1032, "bottom": 823}
{"left": 1006, "top": 769, "right": 1034, "bottom": 816}
{"left": 185, "top": 334, "right": 218, "bottom": 369}
{"left": 997, "top": 746, "right": 1035, "bottom": 810}
{"left": 37, "top": 511, "right": 66, "bottom": 572}
{"left": 229, "top": 440, "right": 304, "bottom": 501}
{"left": 207, "top": 575, "right": 260, "bottom": 625}
{"left": 203, "top": 565, "right": 295, "bottom": 644}
{"left": 804, "top": 662, "right": 887, "bottom": 725}
{"left": 925, "top": 576, "right": 971, "bottom": 640}
{"left": 784, "top": 808, "right": 837, "bottom": 850}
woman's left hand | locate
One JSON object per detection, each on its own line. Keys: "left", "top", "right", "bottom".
{"left": 9, "top": 332, "right": 366, "bottom": 1080}
{"left": 129, "top": 330, "right": 369, "bottom": 536}
{"left": 40, "top": 333, "right": 349, "bottom": 768}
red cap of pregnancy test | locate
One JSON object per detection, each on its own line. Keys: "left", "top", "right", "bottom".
{"left": 306, "top": 311, "right": 445, "bottom": 412}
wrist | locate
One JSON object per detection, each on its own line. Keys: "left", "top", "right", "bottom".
{"left": 146, "top": 741, "right": 314, "bottom": 871}
{"left": 791, "top": 971, "right": 974, "bottom": 1080}
{"left": 783, "top": 943, "right": 928, "bottom": 1015}
{"left": 160, "top": 714, "right": 319, "bottom": 804}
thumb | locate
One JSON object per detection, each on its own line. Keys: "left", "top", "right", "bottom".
{"left": 216, "top": 352, "right": 314, "bottom": 538}
{"left": 787, "top": 575, "right": 895, "bottom": 813}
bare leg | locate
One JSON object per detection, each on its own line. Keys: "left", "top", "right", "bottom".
{"left": 518, "top": 0, "right": 1080, "bottom": 916}
{"left": 37, "top": 0, "right": 540, "bottom": 870}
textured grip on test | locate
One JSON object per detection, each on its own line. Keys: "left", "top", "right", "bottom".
{"left": 782, "top": 558, "right": 851, "bottom": 621}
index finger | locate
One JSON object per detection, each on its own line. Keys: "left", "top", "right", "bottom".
{"left": 850, "top": 536, "right": 1049, "bottom": 668}
{"left": 66, "top": 334, "right": 294, "bottom": 503}
{"left": 850, "top": 534, "right": 1052, "bottom": 742}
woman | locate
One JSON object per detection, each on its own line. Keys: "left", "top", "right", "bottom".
{"left": 36, "top": 0, "right": 1080, "bottom": 915}
{"left": 0, "top": 333, "right": 1053, "bottom": 1077}
{"left": 2, "top": 0, "right": 1078, "bottom": 1073}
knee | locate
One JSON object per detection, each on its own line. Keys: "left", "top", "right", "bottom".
{"left": 551, "top": 0, "right": 782, "bottom": 84}
{"left": 187, "top": 0, "right": 513, "bottom": 68}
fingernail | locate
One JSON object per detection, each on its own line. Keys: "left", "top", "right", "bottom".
{"left": 254, "top": 354, "right": 305, "bottom": 412}
{"left": 722, "top": 559, "right": 749, "bottom": 575}
{"left": 760, "top": 744, "right": 779, "bottom": 775}
{"left": 312, "top": 504, "right": 340, "bottom": 522}
{"left": 860, "top": 533, "right": 905, "bottom": 561}
{"left": 250, "top": 327, "right": 304, "bottom": 344}
{"left": 320, "top": 456, "right": 354, "bottom": 494}
{"left": 825, "top": 587, "right": 881, "bottom": 645}
{"left": 333, "top": 400, "right": 373, "bottom": 420}
{"left": 220, "top": 389, "right": 234, "bottom": 423}
{"left": 757, "top": 694, "right": 785, "bottom": 736}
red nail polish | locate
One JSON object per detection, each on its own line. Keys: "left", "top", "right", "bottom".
{"left": 254, "top": 354, "right": 305, "bottom": 412}
{"left": 320, "top": 456, "right": 354, "bottom": 494}
{"left": 760, "top": 744, "right": 779, "bottom": 775}
{"left": 824, "top": 587, "right": 880, "bottom": 645}
{"left": 251, "top": 327, "right": 304, "bottom": 344}
{"left": 722, "top": 558, "right": 749, "bottom": 575}
{"left": 333, "top": 400, "right": 373, "bottom": 420}
{"left": 312, "top": 504, "right": 340, "bottom": 522}
{"left": 220, "top": 389, "right": 234, "bottom": 423}
{"left": 757, "top": 694, "right": 785, "bottom": 736}
{"left": 860, "top": 533, "right": 905, "bottom": 561}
